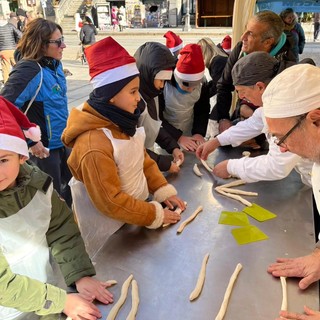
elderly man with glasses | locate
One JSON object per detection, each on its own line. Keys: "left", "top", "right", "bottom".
{"left": 265, "top": 64, "right": 320, "bottom": 320}
{"left": 196, "top": 51, "right": 313, "bottom": 186}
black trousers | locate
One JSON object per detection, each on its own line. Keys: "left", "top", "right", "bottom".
{"left": 30, "top": 146, "right": 72, "bottom": 207}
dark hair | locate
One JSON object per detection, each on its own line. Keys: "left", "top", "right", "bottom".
{"left": 280, "top": 8, "right": 294, "bottom": 19}
{"left": 254, "top": 10, "right": 284, "bottom": 43}
{"left": 84, "top": 16, "right": 92, "bottom": 24}
{"left": 17, "top": 18, "right": 63, "bottom": 60}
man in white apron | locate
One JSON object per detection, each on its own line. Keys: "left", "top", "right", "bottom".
{"left": 264, "top": 64, "right": 320, "bottom": 319}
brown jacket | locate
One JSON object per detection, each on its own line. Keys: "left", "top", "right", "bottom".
{"left": 62, "top": 103, "right": 177, "bottom": 228}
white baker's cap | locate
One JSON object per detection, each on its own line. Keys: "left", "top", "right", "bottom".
{"left": 263, "top": 64, "right": 320, "bottom": 118}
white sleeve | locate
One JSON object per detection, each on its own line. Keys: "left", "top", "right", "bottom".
{"left": 227, "top": 138, "right": 301, "bottom": 183}
{"left": 217, "top": 108, "right": 265, "bottom": 147}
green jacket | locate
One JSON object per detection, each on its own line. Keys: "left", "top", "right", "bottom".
{"left": 0, "top": 162, "right": 96, "bottom": 315}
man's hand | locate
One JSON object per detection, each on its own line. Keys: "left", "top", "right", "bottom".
{"left": 196, "top": 138, "right": 220, "bottom": 160}
{"left": 267, "top": 248, "right": 320, "bottom": 290}
{"left": 219, "top": 119, "right": 232, "bottom": 133}
{"left": 276, "top": 306, "right": 320, "bottom": 320}
{"left": 212, "top": 160, "right": 230, "bottom": 178}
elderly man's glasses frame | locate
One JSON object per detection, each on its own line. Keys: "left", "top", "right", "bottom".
{"left": 274, "top": 113, "right": 307, "bottom": 147}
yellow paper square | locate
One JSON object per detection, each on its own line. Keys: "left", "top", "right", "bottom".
{"left": 231, "top": 225, "right": 269, "bottom": 245}
{"left": 243, "top": 203, "right": 277, "bottom": 222}
{"left": 219, "top": 211, "right": 250, "bottom": 226}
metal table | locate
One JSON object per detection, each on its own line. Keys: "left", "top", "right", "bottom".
{"left": 91, "top": 148, "right": 318, "bottom": 320}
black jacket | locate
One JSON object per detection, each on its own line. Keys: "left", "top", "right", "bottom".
{"left": 80, "top": 23, "right": 97, "bottom": 45}
{"left": 209, "top": 38, "right": 296, "bottom": 121}
{"left": 134, "top": 42, "right": 178, "bottom": 171}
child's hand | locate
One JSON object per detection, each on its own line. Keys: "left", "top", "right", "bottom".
{"left": 63, "top": 293, "right": 101, "bottom": 320}
{"left": 172, "top": 148, "right": 184, "bottom": 165}
{"left": 163, "top": 195, "right": 186, "bottom": 211}
{"left": 163, "top": 208, "right": 181, "bottom": 225}
{"left": 178, "top": 136, "right": 199, "bottom": 151}
{"left": 75, "top": 276, "right": 114, "bottom": 305}
{"left": 168, "top": 162, "right": 180, "bottom": 174}
{"left": 192, "top": 134, "right": 206, "bottom": 146}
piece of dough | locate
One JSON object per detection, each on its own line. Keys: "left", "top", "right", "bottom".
{"left": 126, "top": 279, "right": 139, "bottom": 320}
{"left": 175, "top": 159, "right": 182, "bottom": 167}
{"left": 215, "top": 187, "right": 252, "bottom": 207}
{"left": 193, "top": 163, "right": 203, "bottom": 177}
{"left": 200, "top": 159, "right": 213, "bottom": 172}
{"left": 215, "top": 263, "right": 243, "bottom": 320}
{"left": 242, "top": 151, "right": 251, "bottom": 157}
{"left": 280, "top": 276, "right": 287, "bottom": 311}
{"left": 177, "top": 206, "right": 203, "bottom": 234}
{"left": 107, "top": 274, "right": 134, "bottom": 320}
{"left": 189, "top": 253, "right": 210, "bottom": 301}
{"left": 163, "top": 201, "right": 187, "bottom": 227}
{"left": 219, "top": 187, "right": 258, "bottom": 196}
{"left": 216, "top": 179, "right": 246, "bottom": 189}
{"left": 105, "top": 280, "right": 118, "bottom": 286}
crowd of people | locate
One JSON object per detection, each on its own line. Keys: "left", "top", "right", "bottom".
{"left": 1, "top": 5, "right": 320, "bottom": 320}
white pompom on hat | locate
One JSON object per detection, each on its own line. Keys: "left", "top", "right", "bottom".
{"left": 174, "top": 44, "right": 205, "bottom": 84}
{"left": 0, "top": 96, "right": 41, "bottom": 158}
{"left": 163, "top": 31, "right": 183, "bottom": 54}
{"left": 263, "top": 64, "right": 320, "bottom": 118}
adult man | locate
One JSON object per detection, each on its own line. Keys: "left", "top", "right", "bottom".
{"left": 264, "top": 64, "right": 320, "bottom": 320}
{"left": 206, "top": 10, "right": 296, "bottom": 138}
{"left": 0, "top": 15, "right": 22, "bottom": 83}
{"left": 196, "top": 51, "right": 312, "bottom": 185}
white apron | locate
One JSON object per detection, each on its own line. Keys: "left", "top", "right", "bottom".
{"left": 163, "top": 83, "right": 201, "bottom": 135}
{"left": 312, "top": 163, "right": 320, "bottom": 239}
{"left": 0, "top": 185, "right": 53, "bottom": 320}
{"left": 137, "top": 97, "right": 162, "bottom": 149}
{"left": 70, "top": 126, "right": 149, "bottom": 260}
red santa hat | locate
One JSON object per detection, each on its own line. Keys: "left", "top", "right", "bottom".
{"left": 163, "top": 31, "right": 183, "bottom": 54}
{"left": 221, "top": 35, "right": 232, "bottom": 53}
{"left": 85, "top": 37, "right": 139, "bottom": 93}
{"left": 0, "top": 96, "right": 41, "bottom": 158}
{"left": 174, "top": 44, "right": 205, "bottom": 85}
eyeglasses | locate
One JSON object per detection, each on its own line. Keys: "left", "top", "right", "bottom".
{"left": 274, "top": 113, "right": 307, "bottom": 147}
{"left": 47, "top": 36, "right": 64, "bottom": 47}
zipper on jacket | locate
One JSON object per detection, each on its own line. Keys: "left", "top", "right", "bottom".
{"left": 46, "top": 115, "right": 52, "bottom": 141}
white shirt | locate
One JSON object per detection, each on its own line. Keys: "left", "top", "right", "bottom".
{"left": 217, "top": 107, "right": 312, "bottom": 184}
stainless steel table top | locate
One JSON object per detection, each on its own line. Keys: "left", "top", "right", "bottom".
{"left": 92, "top": 148, "right": 318, "bottom": 320}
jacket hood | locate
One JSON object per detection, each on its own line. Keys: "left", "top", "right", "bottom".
{"left": 134, "top": 42, "right": 176, "bottom": 99}
{"left": 62, "top": 102, "right": 113, "bottom": 148}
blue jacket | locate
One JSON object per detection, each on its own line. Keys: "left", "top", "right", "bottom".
{"left": 1, "top": 57, "right": 68, "bottom": 149}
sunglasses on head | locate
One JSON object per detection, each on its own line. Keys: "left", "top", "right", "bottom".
{"left": 47, "top": 36, "right": 64, "bottom": 47}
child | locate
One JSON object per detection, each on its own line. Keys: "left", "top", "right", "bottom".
{"left": 134, "top": 41, "right": 184, "bottom": 172}
{"left": 0, "top": 96, "right": 113, "bottom": 319}
{"left": 62, "top": 37, "right": 185, "bottom": 233}
{"left": 159, "top": 43, "right": 208, "bottom": 152}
